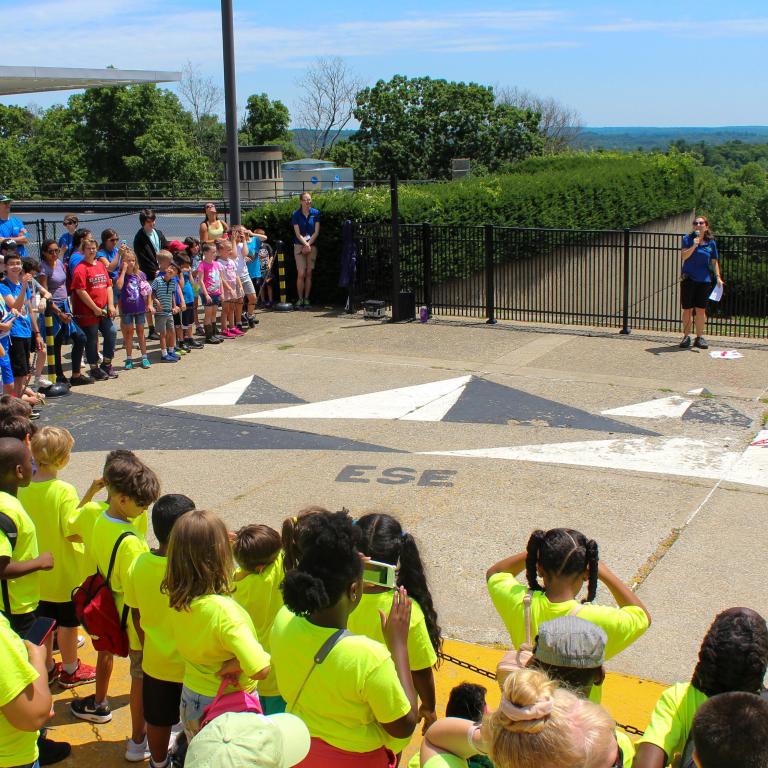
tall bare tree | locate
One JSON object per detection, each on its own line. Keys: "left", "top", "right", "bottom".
{"left": 495, "top": 86, "right": 582, "bottom": 154}
{"left": 178, "top": 61, "right": 221, "bottom": 124}
{"left": 295, "top": 57, "right": 364, "bottom": 159}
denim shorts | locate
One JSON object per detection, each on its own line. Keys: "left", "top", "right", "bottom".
{"left": 203, "top": 294, "right": 221, "bottom": 307}
{"left": 121, "top": 312, "right": 146, "bottom": 328}
{"left": 180, "top": 686, "right": 216, "bottom": 741}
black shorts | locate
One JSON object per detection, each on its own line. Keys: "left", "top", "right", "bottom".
{"left": 681, "top": 278, "right": 712, "bottom": 310}
{"left": 38, "top": 599, "right": 79, "bottom": 628}
{"left": 181, "top": 307, "right": 195, "bottom": 327}
{"left": 173, "top": 312, "right": 181, "bottom": 327}
{"left": 3, "top": 609, "right": 36, "bottom": 638}
{"left": 143, "top": 673, "right": 182, "bottom": 727}
{"left": 9, "top": 336, "right": 32, "bottom": 377}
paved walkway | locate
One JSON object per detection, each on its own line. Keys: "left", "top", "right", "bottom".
{"left": 37, "top": 309, "right": 768, "bottom": 764}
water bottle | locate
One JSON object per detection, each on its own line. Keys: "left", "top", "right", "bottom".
{"left": 419, "top": 306, "right": 428, "bottom": 323}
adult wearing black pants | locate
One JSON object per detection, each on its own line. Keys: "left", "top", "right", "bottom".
{"left": 37, "top": 240, "right": 91, "bottom": 386}
{"left": 679, "top": 215, "right": 723, "bottom": 350}
{"left": 70, "top": 238, "right": 118, "bottom": 381}
{"left": 133, "top": 208, "right": 167, "bottom": 339}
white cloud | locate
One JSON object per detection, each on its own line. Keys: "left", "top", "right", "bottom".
{"left": 586, "top": 16, "right": 768, "bottom": 36}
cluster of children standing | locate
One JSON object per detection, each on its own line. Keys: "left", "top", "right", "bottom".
{"left": 0, "top": 398, "right": 766, "bottom": 768}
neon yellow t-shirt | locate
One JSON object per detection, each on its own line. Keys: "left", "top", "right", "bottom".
{"left": 88, "top": 513, "right": 148, "bottom": 651}
{"left": 616, "top": 729, "right": 635, "bottom": 767}
{"left": 127, "top": 552, "right": 184, "bottom": 683}
{"left": 348, "top": 590, "right": 438, "bottom": 671}
{"left": 409, "top": 753, "right": 468, "bottom": 768}
{"left": 0, "top": 612, "right": 39, "bottom": 766}
{"left": 0, "top": 491, "right": 39, "bottom": 615}
{"left": 637, "top": 682, "right": 708, "bottom": 766}
{"left": 231, "top": 553, "right": 285, "bottom": 697}
{"left": 170, "top": 594, "right": 270, "bottom": 697}
{"left": 270, "top": 606, "right": 412, "bottom": 753}
{"left": 18, "top": 479, "right": 86, "bottom": 603}
{"left": 487, "top": 573, "right": 649, "bottom": 660}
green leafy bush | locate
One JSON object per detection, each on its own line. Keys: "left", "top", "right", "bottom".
{"left": 243, "top": 153, "right": 695, "bottom": 303}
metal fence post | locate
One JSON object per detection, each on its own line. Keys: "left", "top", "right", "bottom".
{"left": 620, "top": 228, "right": 631, "bottom": 334}
{"left": 390, "top": 176, "right": 401, "bottom": 321}
{"left": 422, "top": 222, "right": 432, "bottom": 318}
{"left": 485, "top": 224, "right": 497, "bottom": 324}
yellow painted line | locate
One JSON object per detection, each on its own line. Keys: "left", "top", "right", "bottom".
{"left": 48, "top": 637, "right": 666, "bottom": 767}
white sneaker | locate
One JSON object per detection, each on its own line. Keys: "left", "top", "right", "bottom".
{"left": 125, "top": 735, "right": 150, "bottom": 762}
{"left": 169, "top": 721, "right": 183, "bottom": 750}
{"left": 34, "top": 377, "right": 53, "bottom": 389}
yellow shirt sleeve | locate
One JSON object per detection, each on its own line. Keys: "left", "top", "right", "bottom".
{"left": 407, "top": 601, "right": 438, "bottom": 670}
{"left": 219, "top": 602, "right": 271, "bottom": 680}
{"left": 577, "top": 604, "right": 650, "bottom": 659}
{"left": 486, "top": 572, "right": 528, "bottom": 645}
{"left": 0, "top": 532, "right": 10, "bottom": 559}
{"left": 361, "top": 653, "right": 412, "bottom": 729}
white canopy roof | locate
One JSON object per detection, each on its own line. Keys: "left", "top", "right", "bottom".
{"left": 0, "top": 66, "right": 180, "bottom": 95}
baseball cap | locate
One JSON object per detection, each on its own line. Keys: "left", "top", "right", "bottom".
{"left": 0, "top": 195, "right": 12, "bottom": 204}
{"left": 534, "top": 616, "right": 607, "bottom": 669}
{"left": 185, "top": 712, "right": 311, "bottom": 768}
{"left": 167, "top": 240, "right": 187, "bottom": 253}
{"left": 0, "top": 239, "right": 18, "bottom": 252}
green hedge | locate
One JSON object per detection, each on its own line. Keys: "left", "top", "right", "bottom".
{"left": 243, "top": 153, "right": 695, "bottom": 304}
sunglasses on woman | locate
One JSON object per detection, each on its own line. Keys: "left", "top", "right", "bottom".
{"left": 693, "top": 220, "right": 706, "bottom": 226}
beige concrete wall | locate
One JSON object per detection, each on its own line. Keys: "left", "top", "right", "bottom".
{"left": 431, "top": 211, "right": 695, "bottom": 329}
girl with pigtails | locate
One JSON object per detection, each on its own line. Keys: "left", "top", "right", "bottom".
{"left": 349, "top": 514, "right": 442, "bottom": 733}
{"left": 485, "top": 528, "right": 650, "bottom": 700}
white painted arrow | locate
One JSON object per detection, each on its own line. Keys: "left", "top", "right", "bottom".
{"left": 601, "top": 396, "right": 693, "bottom": 419}
{"left": 163, "top": 376, "right": 255, "bottom": 406}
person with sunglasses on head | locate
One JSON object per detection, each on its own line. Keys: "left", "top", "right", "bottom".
{"left": 679, "top": 216, "right": 723, "bottom": 350}
{"left": 199, "top": 202, "right": 229, "bottom": 244}
{"left": 58, "top": 215, "right": 79, "bottom": 264}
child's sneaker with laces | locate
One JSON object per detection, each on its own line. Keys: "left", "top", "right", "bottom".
{"left": 71, "top": 694, "right": 112, "bottom": 723}
{"left": 125, "top": 735, "right": 151, "bottom": 762}
{"left": 58, "top": 659, "right": 97, "bottom": 689}
{"left": 141, "top": 357, "right": 151, "bottom": 369}
{"left": 48, "top": 662, "right": 62, "bottom": 685}
{"left": 161, "top": 353, "right": 178, "bottom": 363}
{"left": 124, "top": 359, "right": 134, "bottom": 370}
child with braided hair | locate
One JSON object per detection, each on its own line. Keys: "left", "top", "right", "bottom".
{"left": 485, "top": 528, "right": 650, "bottom": 701}
{"left": 350, "top": 513, "right": 441, "bottom": 734}
{"left": 634, "top": 607, "right": 768, "bottom": 768}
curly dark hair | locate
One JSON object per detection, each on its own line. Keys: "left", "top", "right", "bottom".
{"left": 525, "top": 528, "right": 599, "bottom": 603}
{"left": 281, "top": 511, "right": 362, "bottom": 617}
{"left": 357, "top": 513, "right": 442, "bottom": 656}
{"left": 691, "top": 608, "right": 768, "bottom": 697}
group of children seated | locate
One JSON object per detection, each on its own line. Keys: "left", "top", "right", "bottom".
{"left": 0, "top": 398, "right": 766, "bottom": 768}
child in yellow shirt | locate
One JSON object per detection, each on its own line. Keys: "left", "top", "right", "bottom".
{"left": 18, "top": 426, "right": 96, "bottom": 689}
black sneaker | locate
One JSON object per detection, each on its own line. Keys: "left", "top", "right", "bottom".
{"left": 100, "top": 363, "right": 118, "bottom": 379}
{"left": 148, "top": 329, "right": 160, "bottom": 341}
{"left": 679, "top": 335, "right": 692, "bottom": 349}
{"left": 90, "top": 367, "right": 109, "bottom": 382}
{"left": 694, "top": 336, "right": 709, "bottom": 349}
{"left": 55, "top": 375, "right": 69, "bottom": 385}
{"left": 188, "top": 339, "right": 204, "bottom": 349}
{"left": 71, "top": 694, "right": 112, "bottom": 724}
{"left": 38, "top": 735, "right": 72, "bottom": 765}
{"left": 69, "top": 373, "right": 94, "bottom": 386}
{"left": 248, "top": 315, "right": 259, "bottom": 326}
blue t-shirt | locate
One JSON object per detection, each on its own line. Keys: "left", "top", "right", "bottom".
{"left": 0, "top": 217, "right": 27, "bottom": 258}
{"left": 181, "top": 273, "right": 195, "bottom": 304}
{"left": 246, "top": 239, "right": 262, "bottom": 279}
{"left": 291, "top": 207, "right": 320, "bottom": 244}
{"left": 58, "top": 232, "right": 74, "bottom": 262}
{"left": 68, "top": 251, "right": 85, "bottom": 280}
{"left": 682, "top": 234, "right": 718, "bottom": 283}
{"left": 98, "top": 246, "right": 122, "bottom": 280}
{"left": 0, "top": 280, "right": 32, "bottom": 337}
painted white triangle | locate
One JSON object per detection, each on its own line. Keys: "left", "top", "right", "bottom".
{"left": 236, "top": 375, "right": 472, "bottom": 421}
{"left": 420, "top": 437, "right": 746, "bottom": 483}
{"left": 163, "top": 376, "right": 254, "bottom": 406}
{"left": 601, "top": 396, "right": 693, "bottom": 419}
{"left": 686, "top": 388, "right": 712, "bottom": 396}
{"left": 726, "top": 430, "right": 768, "bottom": 488}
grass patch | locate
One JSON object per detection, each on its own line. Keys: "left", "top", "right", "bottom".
{"left": 277, "top": 344, "right": 295, "bottom": 350}
{"left": 760, "top": 397, "right": 768, "bottom": 405}
{"left": 658, "top": 387, "right": 673, "bottom": 393}
{"left": 127, "top": 390, "right": 144, "bottom": 396}
{"left": 699, "top": 392, "right": 716, "bottom": 399}
{"left": 762, "top": 411, "right": 768, "bottom": 427}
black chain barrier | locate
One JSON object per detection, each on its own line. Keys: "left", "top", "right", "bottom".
{"left": 437, "top": 651, "right": 645, "bottom": 736}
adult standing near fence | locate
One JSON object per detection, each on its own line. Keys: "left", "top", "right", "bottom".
{"left": 199, "top": 202, "right": 229, "bottom": 243}
{"left": 58, "top": 214, "right": 79, "bottom": 263}
{"left": 0, "top": 195, "right": 28, "bottom": 259}
{"left": 133, "top": 209, "right": 167, "bottom": 340}
{"left": 291, "top": 192, "right": 320, "bottom": 308}
{"left": 679, "top": 215, "right": 723, "bottom": 350}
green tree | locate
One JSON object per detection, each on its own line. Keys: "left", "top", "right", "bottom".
{"left": 0, "top": 105, "right": 35, "bottom": 141}
{"left": 242, "top": 93, "right": 290, "bottom": 144}
{"left": 0, "top": 138, "right": 34, "bottom": 193}
{"left": 25, "top": 106, "right": 87, "bottom": 190}
{"left": 348, "top": 75, "right": 543, "bottom": 179}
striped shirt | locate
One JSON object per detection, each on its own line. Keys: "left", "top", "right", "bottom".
{"left": 151, "top": 276, "right": 176, "bottom": 316}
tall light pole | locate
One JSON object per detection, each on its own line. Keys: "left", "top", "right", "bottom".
{"left": 221, "top": 0, "right": 241, "bottom": 225}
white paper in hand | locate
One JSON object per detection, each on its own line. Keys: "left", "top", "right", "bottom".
{"left": 709, "top": 282, "right": 723, "bottom": 302}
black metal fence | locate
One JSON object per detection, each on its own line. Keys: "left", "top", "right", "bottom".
{"left": 353, "top": 222, "right": 768, "bottom": 338}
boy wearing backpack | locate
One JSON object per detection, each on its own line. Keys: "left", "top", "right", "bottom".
{"left": 0, "top": 436, "right": 53, "bottom": 637}
{"left": 70, "top": 452, "right": 160, "bottom": 765}
{"left": 128, "top": 493, "right": 195, "bottom": 768}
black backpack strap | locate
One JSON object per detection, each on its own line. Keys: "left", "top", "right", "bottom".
{"left": 105, "top": 531, "right": 136, "bottom": 586}
{"left": 0, "top": 511, "right": 18, "bottom": 617}
{"left": 289, "top": 628, "right": 350, "bottom": 713}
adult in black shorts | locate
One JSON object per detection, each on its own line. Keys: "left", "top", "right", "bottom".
{"left": 679, "top": 215, "right": 723, "bottom": 350}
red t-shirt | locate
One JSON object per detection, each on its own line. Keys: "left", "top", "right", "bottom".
{"left": 70, "top": 260, "right": 112, "bottom": 326}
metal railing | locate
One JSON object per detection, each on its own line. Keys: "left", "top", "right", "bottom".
{"left": 353, "top": 222, "right": 768, "bottom": 338}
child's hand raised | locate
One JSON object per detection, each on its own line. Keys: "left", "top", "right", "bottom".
{"left": 379, "top": 585, "right": 412, "bottom": 653}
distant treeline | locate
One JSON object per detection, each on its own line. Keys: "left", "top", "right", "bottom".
{"left": 573, "top": 126, "right": 768, "bottom": 152}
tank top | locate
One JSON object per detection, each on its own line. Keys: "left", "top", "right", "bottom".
{"left": 205, "top": 219, "right": 225, "bottom": 241}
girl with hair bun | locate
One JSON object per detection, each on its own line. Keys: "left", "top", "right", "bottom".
{"left": 350, "top": 513, "right": 441, "bottom": 733}
{"left": 420, "top": 667, "right": 621, "bottom": 768}
{"left": 270, "top": 510, "right": 418, "bottom": 767}
{"left": 486, "top": 528, "right": 650, "bottom": 700}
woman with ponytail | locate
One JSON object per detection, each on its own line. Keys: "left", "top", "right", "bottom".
{"left": 420, "top": 667, "right": 622, "bottom": 768}
{"left": 486, "top": 528, "right": 650, "bottom": 699}
{"left": 350, "top": 513, "right": 441, "bottom": 733}
{"left": 270, "top": 510, "right": 418, "bottom": 767}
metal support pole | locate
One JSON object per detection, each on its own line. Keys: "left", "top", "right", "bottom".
{"left": 273, "top": 240, "right": 293, "bottom": 311}
{"left": 422, "top": 222, "right": 432, "bottom": 318}
{"left": 390, "top": 176, "right": 401, "bottom": 321}
{"left": 42, "top": 303, "right": 69, "bottom": 397}
{"left": 620, "top": 228, "right": 631, "bottom": 334}
{"left": 221, "top": 0, "right": 241, "bottom": 226}
{"left": 484, "top": 224, "right": 497, "bottom": 324}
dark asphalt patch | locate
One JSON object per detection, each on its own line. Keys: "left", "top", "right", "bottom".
{"left": 236, "top": 376, "right": 306, "bottom": 405}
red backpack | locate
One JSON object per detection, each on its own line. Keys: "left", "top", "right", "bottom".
{"left": 72, "top": 531, "right": 135, "bottom": 657}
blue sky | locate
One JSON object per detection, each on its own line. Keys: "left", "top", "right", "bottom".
{"left": 3, "top": 0, "right": 767, "bottom": 126}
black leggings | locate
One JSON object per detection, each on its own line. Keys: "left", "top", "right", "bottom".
{"left": 53, "top": 325, "right": 86, "bottom": 378}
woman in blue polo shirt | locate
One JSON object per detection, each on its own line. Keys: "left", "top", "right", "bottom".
{"left": 679, "top": 215, "right": 723, "bottom": 350}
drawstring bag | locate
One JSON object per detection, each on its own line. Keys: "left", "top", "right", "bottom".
{"left": 200, "top": 678, "right": 262, "bottom": 729}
